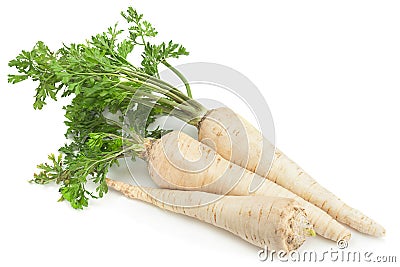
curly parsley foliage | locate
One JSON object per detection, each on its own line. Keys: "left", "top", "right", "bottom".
{"left": 121, "top": 7, "right": 189, "bottom": 79}
{"left": 32, "top": 133, "right": 142, "bottom": 209}
{"left": 8, "top": 41, "right": 61, "bottom": 110}
{"left": 9, "top": 6, "right": 205, "bottom": 209}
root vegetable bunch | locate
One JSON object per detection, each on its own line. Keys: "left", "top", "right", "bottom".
{"left": 8, "top": 6, "right": 384, "bottom": 251}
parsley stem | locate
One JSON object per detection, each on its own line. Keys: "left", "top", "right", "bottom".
{"left": 84, "top": 70, "right": 195, "bottom": 110}
{"left": 127, "top": 69, "right": 207, "bottom": 112}
{"left": 162, "top": 60, "right": 192, "bottom": 98}
{"left": 122, "top": 69, "right": 190, "bottom": 101}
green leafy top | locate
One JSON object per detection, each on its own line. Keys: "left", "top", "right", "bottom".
{"left": 8, "top": 6, "right": 207, "bottom": 209}
{"left": 121, "top": 7, "right": 189, "bottom": 77}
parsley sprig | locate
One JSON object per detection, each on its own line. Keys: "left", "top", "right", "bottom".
{"left": 8, "top": 6, "right": 207, "bottom": 208}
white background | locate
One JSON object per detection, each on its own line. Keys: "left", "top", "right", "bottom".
{"left": 0, "top": 0, "right": 399, "bottom": 266}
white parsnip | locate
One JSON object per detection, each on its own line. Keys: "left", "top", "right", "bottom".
{"left": 197, "top": 107, "right": 385, "bottom": 237}
{"left": 144, "top": 131, "right": 351, "bottom": 242}
{"left": 106, "top": 178, "right": 314, "bottom": 251}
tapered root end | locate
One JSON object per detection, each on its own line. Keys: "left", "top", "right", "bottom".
{"left": 338, "top": 205, "right": 385, "bottom": 237}
{"left": 380, "top": 228, "right": 386, "bottom": 237}
{"left": 339, "top": 231, "right": 352, "bottom": 242}
{"left": 106, "top": 178, "right": 118, "bottom": 190}
{"left": 106, "top": 178, "right": 131, "bottom": 195}
{"left": 373, "top": 224, "right": 386, "bottom": 237}
{"left": 279, "top": 204, "right": 315, "bottom": 251}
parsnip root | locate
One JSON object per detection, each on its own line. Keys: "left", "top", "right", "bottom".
{"left": 145, "top": 131, "right": 351, "bottom": 242}
{"left": 106, "top": 178, "right": 314, "bottom": 251}
{"left": 197, "top": 107, "right": 385, "bottom": 237}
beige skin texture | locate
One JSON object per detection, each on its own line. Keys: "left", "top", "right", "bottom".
{"left": 106, "top": 178, "right": 313, "bottom": 251}
{"left": 197, "top": 107, "right": 385, "bottom": 237}
{"left": 145, "top": 131, "right": 351, "bottom": 242}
